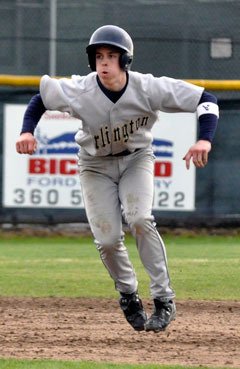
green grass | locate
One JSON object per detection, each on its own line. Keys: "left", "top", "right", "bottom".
{"left": 164, "top": 233, "right": 240, "bottom": 300}
{"left": 0, "top": 236, "right": 112, "bottom": 297}
{"left": 0, "top": 233, "right": 239, "bottom": 300}
{"left": 0, "top": 359, "right": 229, "bottom": 369}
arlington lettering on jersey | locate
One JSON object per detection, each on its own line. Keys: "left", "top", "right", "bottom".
{"left": 94, "top": 116, "right": 149, "bottom": 149}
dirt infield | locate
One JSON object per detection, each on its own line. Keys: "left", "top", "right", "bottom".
{"left": 0, "top": 297, "right": 239, "bottom": 367}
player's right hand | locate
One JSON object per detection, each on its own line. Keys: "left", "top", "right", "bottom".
{"left": 16, "top": 132, "right": 37, "bottom": 155}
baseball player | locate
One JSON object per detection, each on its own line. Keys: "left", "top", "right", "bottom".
{"left": 16, "top": 25, "right": 219, "bottom": 332}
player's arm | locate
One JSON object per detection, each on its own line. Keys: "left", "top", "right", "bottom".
{"left": 16, "top": 93, "right": 46, "bottom": 155}
{"left": 183, "top": 91, "right": 219, "bottom": 169}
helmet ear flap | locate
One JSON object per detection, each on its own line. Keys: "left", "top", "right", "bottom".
{"left": 88, "top": 52, "right": 96, "bottom": 71}
{"left": 120, "top": 52, "right": 133, "bottom": 71}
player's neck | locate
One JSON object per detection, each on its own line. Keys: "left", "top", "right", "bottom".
{"left": 97, "top": 74, "right": 128, "bottom": 103}
{"left": 98, "top": 72, "right": 127, "bottom": 92}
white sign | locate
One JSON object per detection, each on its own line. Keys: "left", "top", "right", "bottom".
{"left": 152, "top": 111, "right": 197, "bottom": 211}
{"left": 3, "top": 104, "right": 196, "bottom": 210}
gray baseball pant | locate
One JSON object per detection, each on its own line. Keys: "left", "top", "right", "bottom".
{"left": 78, "top": 147, "right": 175, "bottom": 301}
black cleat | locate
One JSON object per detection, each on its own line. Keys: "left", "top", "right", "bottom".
{"left": 145, "top": 299, "right": 176, "bottom": 333}
{"left": 119, "top": 292, "right": 147, "bottom": 331}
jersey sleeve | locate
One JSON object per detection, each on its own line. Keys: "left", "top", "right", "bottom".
{"left": 148, "top": 75, "right": 204, "bottom": 113}
{"left": 40, "top": 75, "right": 75, "bottom": 114}
{"left": 21, "top": 93, "right": 46, "bottom": 134}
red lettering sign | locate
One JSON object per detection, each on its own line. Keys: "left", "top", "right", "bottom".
{"left": 29, "top": 158, "right": 77, "bottom": 175}
{"left": 154, "top": 162, "right": 172, "bottom": 177}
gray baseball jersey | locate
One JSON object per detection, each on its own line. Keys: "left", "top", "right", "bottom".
{"left": 40, "top": 71, "right": 203, "bottom": 156}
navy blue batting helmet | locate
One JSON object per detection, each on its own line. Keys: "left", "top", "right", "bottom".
{"left": 86, "top": 25, "right": 134, "bottom": 71}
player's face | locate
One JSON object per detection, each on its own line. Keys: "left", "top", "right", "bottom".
{"left": 96, "top": 46, "right": 125, "bottom": 90}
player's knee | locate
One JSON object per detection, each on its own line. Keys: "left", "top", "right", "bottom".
{"left": 129, "top": 216, "right": 153, "bottom": 237}
{"left": 95, "top": 232, "right": 123, "bottom": 249}
{"left": 94, "top": 231, "right": 124, "bottom": 252}
{"left": 89, "top": 217, "right": 122, "bottom": 250}
{"left": 95, "top": 239, "right": 124, "bottom": 254}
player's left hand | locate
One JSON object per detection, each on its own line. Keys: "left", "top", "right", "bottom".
{"left": 183, "top": 140, "right": 212, "bottom": 170}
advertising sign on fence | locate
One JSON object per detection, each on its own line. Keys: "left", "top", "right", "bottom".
{"left": 3, "top": 104, "right": 197, "bottom": 210}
